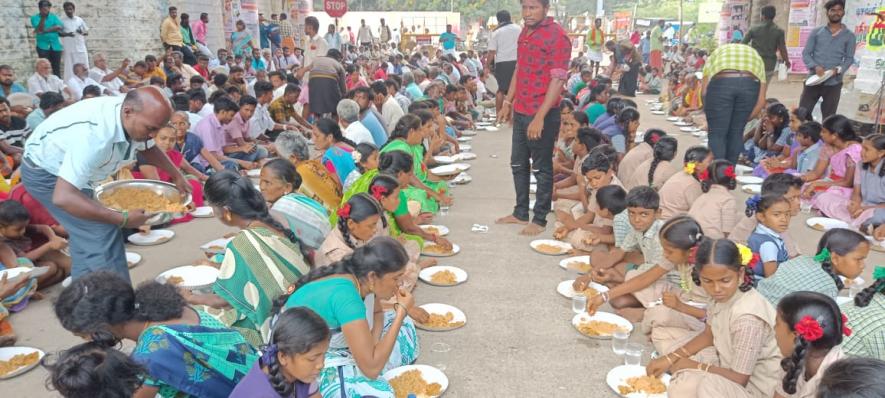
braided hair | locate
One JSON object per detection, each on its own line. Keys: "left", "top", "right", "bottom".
{"left": 315, "top": 117, "right": 357, "bottom": 148}
{"left": 854, "top": 270, "right": 885, "bottom": 308}
{"left": 647, "top": 136, "right": 678, "bottom": 187}
{"left": 204, "top": 170, "right": 306, "bottom": 253}
{"left": 861, "top": 134, "right": 885, "bottom": 177}
{"left": 683, "top": 145, "right": 710, "bottom": 182}
{"left": 272, "top": 237, "right": 409, "bottom": 314}
{"left": 54, "top": 271, "right": 186, "bottom": 341}
{"left": 660, "top": 216, "right": 704, "bottom": 250}
{"left": 337, "top": 193, "right": 385, "bottom": 249}
{"left": 643, "top": 128, "right": 666, "bottom": 147}
{"left": 817, "top": 228, "right": 867, "bottom": 291}
{"left": 777, "top": 292, "right": 844, "bottom": 395}
{"left": 264, "top": 307, "right": 330, "bottom": 396}
{"left": 700, "top": 159, "right": 737, "bottom": 193}
{"left": 43, "top": 338, "right": 146, "bottom": 398}
{"left": 692, "top": 238, "right": 754, "bottom": 292}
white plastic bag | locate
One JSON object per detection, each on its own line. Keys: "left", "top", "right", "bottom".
{"left": 777, "top": 62, "right": 788, "bottom": 81}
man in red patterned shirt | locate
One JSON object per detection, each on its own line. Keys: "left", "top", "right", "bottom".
{"left": 496, "top": 0, "right": 571, "bottom": 235}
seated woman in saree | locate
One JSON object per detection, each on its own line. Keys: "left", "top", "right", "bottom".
{"left": 54, "top": 271, "right": 258, "bottom": 398}
{"left": 275, "top": 237, "right": 420, "bottom": 398}
{"left": 274, "top": 130, "right": 343, "bottom": 213}
{"left": 259, "top": 158, "right": 331, "bottom": 251}
{"left": 184, "top": 171, "right": 311, "bottom": 346}
{"left": 379, "top": 112, "right": 452, "bottom": 215}
{"left": 312, "top": 118, "right": 358, "bottom": 187}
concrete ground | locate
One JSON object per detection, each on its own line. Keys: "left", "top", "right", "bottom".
{"left": 5, "top": 80, "right": 879, "bottom": 397}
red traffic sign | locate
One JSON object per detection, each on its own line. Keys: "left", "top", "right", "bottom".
{"left": 324, "top": 0, "right": 347, "bottom": 18}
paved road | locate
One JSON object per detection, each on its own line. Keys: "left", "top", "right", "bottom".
{"left": 6, "top": 81, "right": 880, "bottom": 397}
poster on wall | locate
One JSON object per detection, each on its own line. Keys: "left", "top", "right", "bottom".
{"left": 786, "top": 0, "right": 815, "bottom": 73}
{"left": 240, "top": 0, "right": 260, "bottom": 49}
{"left": 289, "top": 0, "right": 312, "bottom": 50}
{"left": 222, "top": 0, "right": 242, "bottom": 49}
{"left": 718, "top": 0, "right": 749, "bottom": 44}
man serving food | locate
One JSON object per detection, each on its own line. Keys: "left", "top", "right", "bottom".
{"left": 21, "top": 87, "right": 189, "bottom": 282}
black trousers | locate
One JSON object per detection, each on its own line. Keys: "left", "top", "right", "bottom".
{"left": 510, "top": 109, "right": 560, "bottom": 227}
{"left": 799, "top": 82, "right": 842, "bottom": 120}
{"left": 37, "top": 47, "right": 62, "bottom": 77}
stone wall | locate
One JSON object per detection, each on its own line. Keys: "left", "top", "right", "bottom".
{"left": 0, "top": 0, "right": 274, "bottom": 85}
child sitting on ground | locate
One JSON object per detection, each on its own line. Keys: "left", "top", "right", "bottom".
{"left": 0, "top": 200, "right": 69, "bottom": 289}
{"left": 624, "top": 136, "right": 678, "bottom": 191}
{"left": 760, "top": 120, "right": 822, "bottom": 177}
{"left": 133, "top": 125, "right": 205, "bottom": 208}
{"left": 568, "top": 185, "right": 628, "bottom": 250}
{"left": 745, "top": 195, "right": 793, "bottom": 278}
{"left": 688, "top": 160, "right": 738, "bottom": 239}
{"left": 841, "top": 265, "right": 885, "bottom": 361}
{"left": 554, "top": 110, "right": 589, "bottom": 179}
{"left": 578, "top": 186, "right": 664, "bottom": 322}
{"left": 757, "top": 228, "right": 868, "bottom": 305}
{"left": 553, "top": 127, "right": 605, "bottom": 220}
{"left": 618, "top": 129, "right": 665, "bottom": 183}
{"left": 747, "top": 103, "right": 792, "bottom": 168}
{"left": 659, "top": 146, "right": 712, "bottom": 220}
{"left": 554, "top": 147, "right": 623, "bottom": 242}
{"left": 818, "top": 134, "right": 885, "bottom": 230}
{"left": 802, "top": 115, "right": 862, "bottom": 205}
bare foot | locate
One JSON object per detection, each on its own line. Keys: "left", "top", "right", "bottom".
{"left": 519, "top": 223, "right": 545, "bottom": 236}
{"left": 495, "top": 215, "right": 528, "bottom": 225}
{"left": 617, "top": 307, "right": 646, "bottom": 323}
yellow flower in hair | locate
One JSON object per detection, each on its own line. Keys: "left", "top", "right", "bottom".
{"left": 736, "top": 244, "right": 753, "bottom": 266}
{"left": 684, "top": 162, "right": 697, "bottom": 175}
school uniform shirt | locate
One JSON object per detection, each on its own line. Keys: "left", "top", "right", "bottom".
{"left": 612, "top": 211, "right": 632, "bottom": 248}
{"left": 617, "top": 142, "right": 653, "bottom": 183}
{"left": 775, "top": 346, "right": 844, "bottom": 398}
{"left": 589, "top": 175, "right": 624, "bottom": 227}
{"left": 748, "top": 223, "right": 789, "bottom": 266}
{"left": 658, "top": 172, "right": 703, "bottom": 220}
{"left": 617, "top": 218, "right": 664, "bottom": 267}
{"left": 756, "top": 255, "right": 839, "bottom": 306}
{"left": 704, "top": 289, "right": 782, "bottom": 397}
{"left": 24, "top": 96, "right": 154, "bottom": 189}
{"left": 730, "top": 217, "right": 800, "bottom": 258}
{"left": 687, "top": 185, "right": 737, "bottom": 239}
{"left": 796, "top": 141, "right": 821, "bottom": 174}
{"left": 841, "top": 293, "right": 885, "bottom": 361}
{"left": 314, "top": 227, "right": 365, "bottom": 268}
{"left": 624, "top": 158, "right": 677, "bottom": 191}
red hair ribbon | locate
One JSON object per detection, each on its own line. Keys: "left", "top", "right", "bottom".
{"left": 687, "top": 246, "right": 698, "bottom": 265}
{"left": 698, "top": 169, "right": 710, "bottom": 181}
{"left": 724, "top": 165, "right": 736, "bottom": 179}
{"left": 650, "top": 134, "right": 660, "bottom": 144}
{"left": 795, "top": 316, "right": 824, "bottom": 342}
{"left": 747, "top": 253, "right": 761, "bottom": 270}
{"left": 337, "top": 204, "right": 352, "bottom": 219}
{"left": 371, "top": 186, "right": 387, "bottom": 200}
{"left": 841, "top": 313, "right": 852, "bottom": 337}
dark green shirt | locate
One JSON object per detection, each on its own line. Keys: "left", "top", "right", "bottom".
{"left": 743, "top": 21, "right": 785, "bottom": 72}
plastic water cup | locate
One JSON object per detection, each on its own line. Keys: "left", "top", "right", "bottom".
{"left": 572, "top": 294, "right": 588, "bottom": 314}
{"left": 439, "top": 206, "right": 450, "bottom": 217}
{"left": 800, "top": 200, "right": 813, "bottom": 214}
{"left": 612, "top": 330, "right": 630, "bottom": 355}
{"left": 624, "top": 343, "right": 643, "bottom": 366}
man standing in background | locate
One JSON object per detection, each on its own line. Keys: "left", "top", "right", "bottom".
{"left": 585, "top": 18, "right": 605, "bottom": 77}
{"left": 488, "top": 10, "right": 520, "bottom": 114}
{"left": 191, "top": 13, "right": 213, "bottom": 59}
{"left": 743, "top": 5, "right": 790, "bottom": 81}
{"left": 358, "top": 19, "right": 373, "bottom": 49}
{"left": 379, "top": 18, "right": 392, "bottom": 44}
{"left": 60, "top": 2, "right": 88, "bottom": 81}
{"left": 799, "top": 0, "right": 854, "bottom": 119}
{"left": 279, "top": 13, "right": 296, "bottom": 53}
{"left": 31, "top": 0, "right": 65, "bottom": 77}
{"left": 439, "top": 24, "right": 461, "bottom": 56}
{"left": 160, "top": 7, "right": 196, "bottom": 65}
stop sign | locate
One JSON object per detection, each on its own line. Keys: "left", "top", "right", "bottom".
{"left": 324, "top": 0, "right": 347, "bottom": 18}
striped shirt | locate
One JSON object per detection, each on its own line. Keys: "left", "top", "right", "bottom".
{"left": 841, "top": 293, "right": 885, "bottom": 361}
{"left": 618, "top": 218, "right": 664, "bottom": 266}
{"left": 756, "top": 255, "right": 839, "bottom": 306}
{"left": 703, "top": 43, "right": 767, "bottom": 83}
{"left": 24, "top": 96, "right": 153, "bottom": 189}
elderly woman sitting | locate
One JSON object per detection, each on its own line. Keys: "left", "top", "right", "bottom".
{"left": 258, "top": 158, "right": 331, "bottom": 251}
{"left": 273, "top": 130, "right": 342, "bottom": 213}
{"left": 337, "top": 98, "right": 376, "bottom": 146}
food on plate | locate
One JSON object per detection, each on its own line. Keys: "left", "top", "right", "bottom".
{"left": 536, "top": 243, "right": 566, "bottom": 254}
{"left": 0, "top": 351, "right": 40, "bottom": 377}
{"left": 165, "top": 275, "right": 185, "bottom": 286}
{"left": 423, "top": 244, "right": 453, "bottom": 255}
{"left": 578, "top": 286, "right": 599, "bottom": 298}
{"left": 100, "top": 188, "right": 186, "bottom": 213}
{"left": 419, "top": 312, "right": 465, "bottom": 328}
{"left": 209, "top": 245, "right": 225, "bottom": 252}
{"left": 813, "top": 223, "right": 825, "bottom": 231}
{"left": 567, "top": 261, "right": 592, "bottom": 273}
{"left": 389, "top": 369, "right": 443, "bottom": 398}
{"left": 430, "top": 270, "right": 457, "bottom": 285}
{"left": 617, "top": 375, "right": 667, "bottom": 395}
{"left": 577, "top": 320, "right": 627, "bottom": 337}
{"left": 422, "top": 226, "right": 441, "bottom": 235}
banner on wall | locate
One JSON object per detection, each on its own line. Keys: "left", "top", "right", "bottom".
{"left": 240, "top": 0, "right": 260, "bottom": 49}
{"left": 786, "top": 0, "right": 815, "bottom": 73}
{"left": 717, "top": 0, "right": 749, "bottom": 44}
{"left": 289, "top": 0, "right": 312, "bottom": 50}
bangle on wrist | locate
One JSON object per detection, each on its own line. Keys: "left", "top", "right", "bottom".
{"left": 665, "top": 354, "right": 674, "bottom": 366}
{"left": 119, "top": 210, "right": 129, "bottom": 228}
{"left": 678, "top": 347, "right": 691, "bottom": 358}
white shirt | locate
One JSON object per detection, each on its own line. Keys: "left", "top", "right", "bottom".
{"left": 60, "top": 15, "right": 89, "bottom": 52}
{"left": 344, "top": 121, "right": 374, "bottom": 145}
{"left": 27, "top": 73, "right": 67, "bottom": 97}
{"left": 25, "top": 96, "right": 153, "bottom": 189}
{"left": 66, "top": 75, "right": 102, "bottom": 100}
{"left": 381, "top": 96, "right": 404, "bottom": 132}
{"left": 357, "top": 25, "right": 373, "bottom": 43}
{"left": 277, "top": 55, "right": 300, "bottom": 71}
{"left": 489, "top": 23, "right": 521, "bottom": 63}
{"left": 198, "top": 103, "right": 213, "bottom": 118}
{"left": 303, "top": 34, "right": 329, "bottom": 68}
{"left": 88, "top": 67, "right": 124, "bottom": 95}
{"left": 249, "top": 103, "right": 275, "bottom": 139}
{"left": 187, "top": 112, "right": 203, "bottom": 127}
